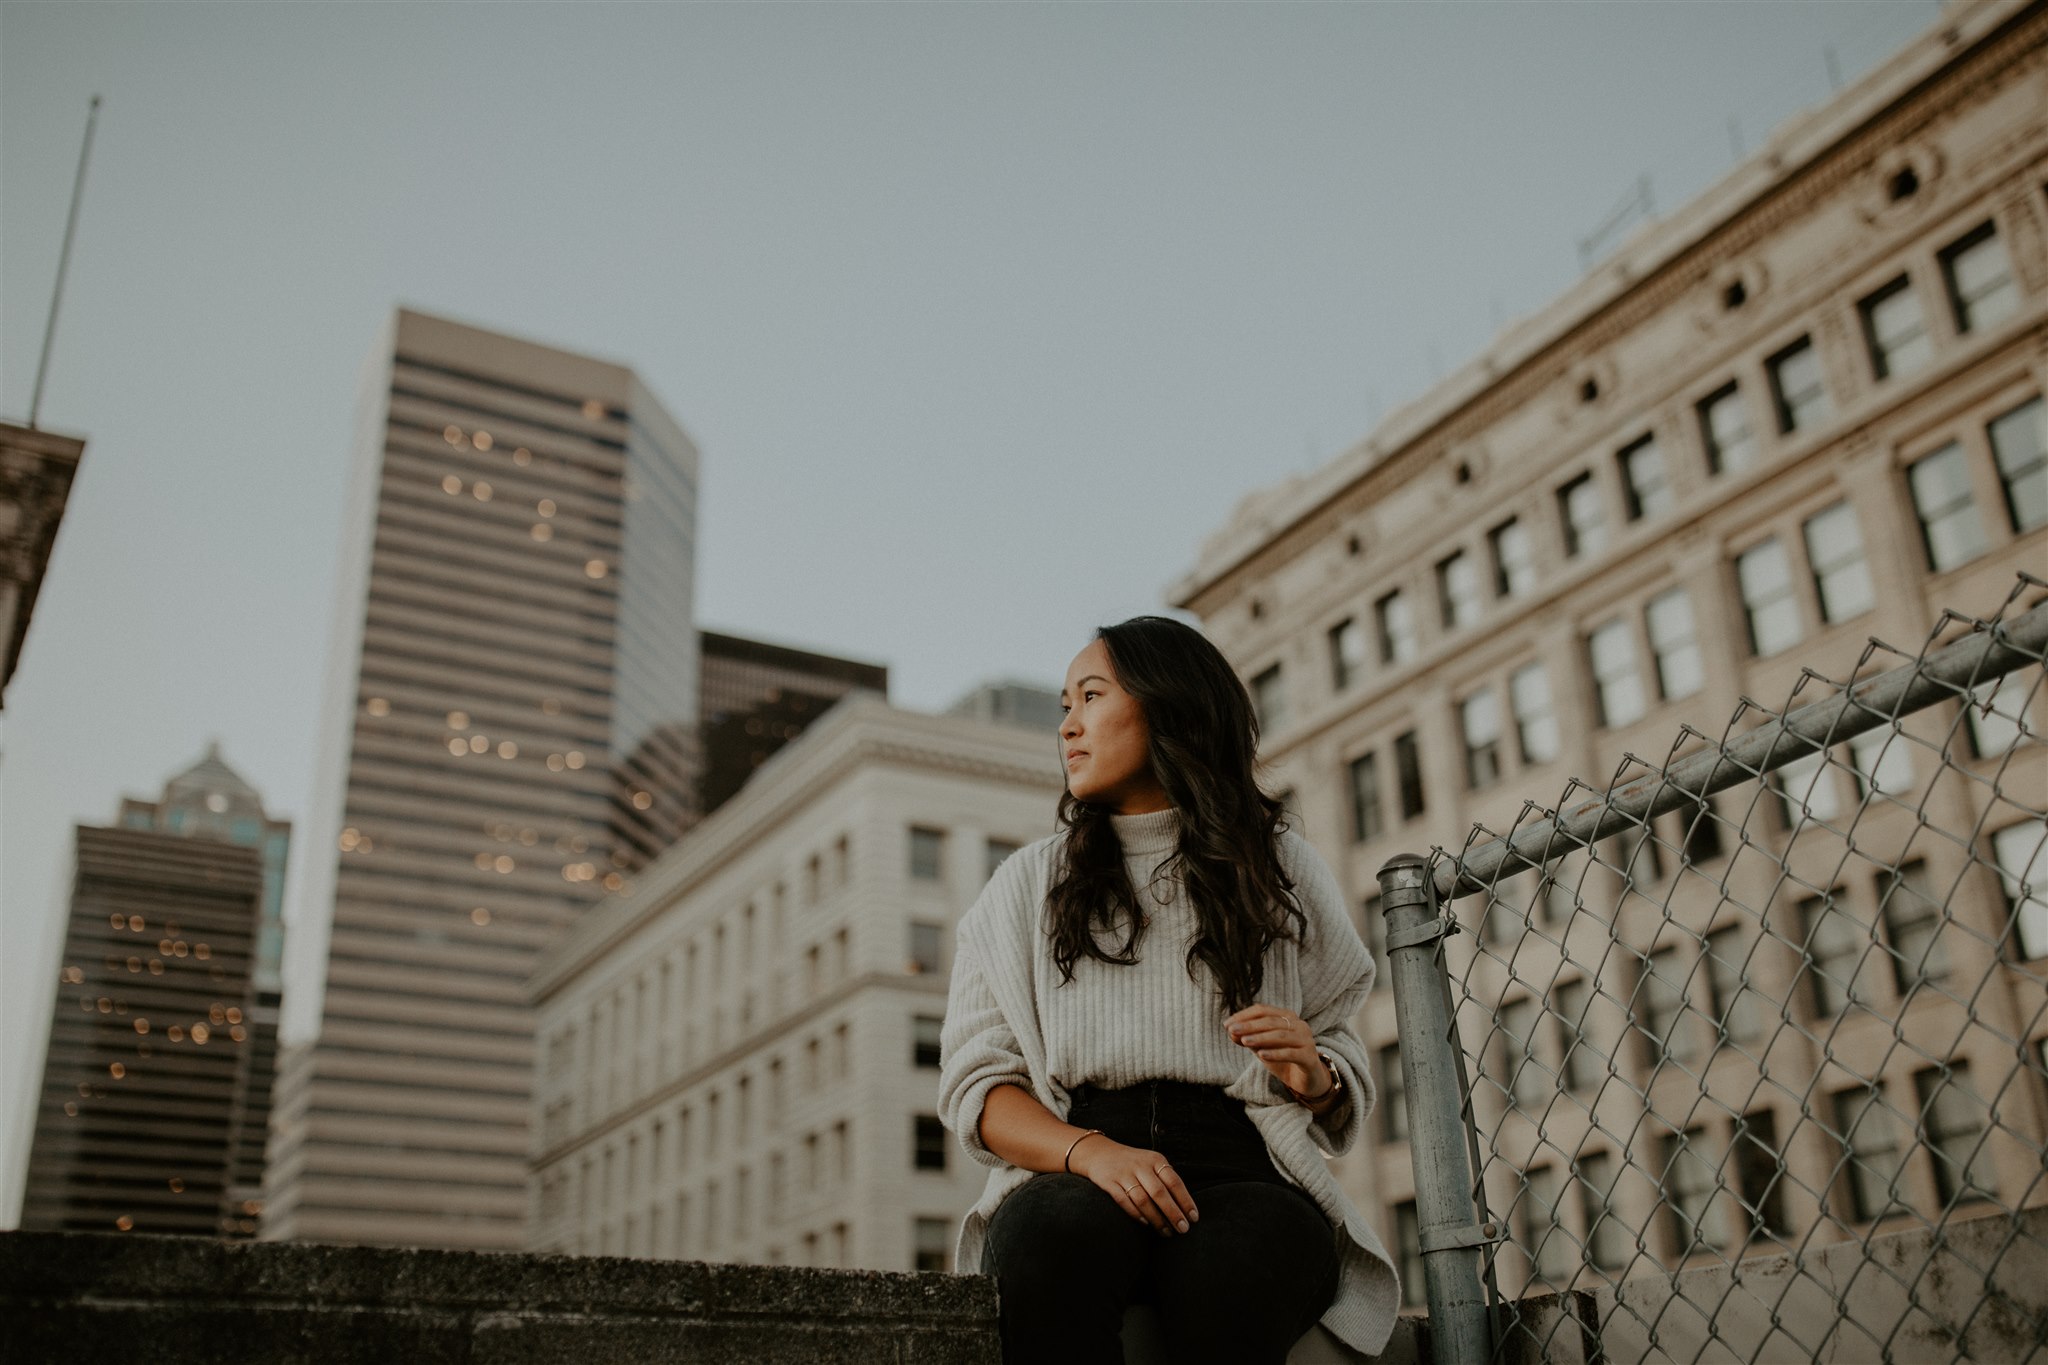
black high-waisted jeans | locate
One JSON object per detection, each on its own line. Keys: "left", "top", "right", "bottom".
{"left": 981, "top": 1080, "right": 1340, "bottom": 1365}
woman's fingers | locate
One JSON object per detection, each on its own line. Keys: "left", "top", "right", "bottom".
{"left": 1109, "top": 1182, "right": 1165, "bottom": 1232}
{"left": 1096, "top": 1150, "right": 1198, "bottom": 1234}
{"left": 1154, "top": 1164, "right": 1200, "bottom": 1227}
{"left": 1232, "top": 1025, "right": 1308, "bottom": 1048}
{"left": 1135, "top": 1168, "right": 1192, "bottom": 1234}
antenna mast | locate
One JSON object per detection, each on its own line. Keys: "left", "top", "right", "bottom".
{"left": 29, "top": 95, "right": 103, "bottom": 430}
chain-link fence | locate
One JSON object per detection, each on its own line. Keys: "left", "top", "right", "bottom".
{"left": 1377, "top": 577, "right": 2048, "bottom": 1365}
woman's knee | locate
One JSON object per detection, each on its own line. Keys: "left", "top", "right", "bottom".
{"left": 1148, "top": 1184, "right": 1339, "bottom": 1355}
{"left": 983, "top": 1174, "right": 1140, "bottom": 1284}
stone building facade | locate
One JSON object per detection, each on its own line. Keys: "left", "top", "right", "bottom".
{"left": 528, "top": 696, "right": 1063, "bottom": 1274}
{"left": 1169, "top": 0, "right": 2046, "bottom": 1305}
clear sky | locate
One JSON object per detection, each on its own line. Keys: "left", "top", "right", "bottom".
{"left": 0, "top": 0, "right": 1939, "bottom": 1224}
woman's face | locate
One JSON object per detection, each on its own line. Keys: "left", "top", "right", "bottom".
{"left": 1060, "top": 638, "right": 1169, "bottom": 814}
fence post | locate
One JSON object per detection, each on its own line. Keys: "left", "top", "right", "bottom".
{"left": 1378, "top": 853, "right": 1494, "bottom": 1365}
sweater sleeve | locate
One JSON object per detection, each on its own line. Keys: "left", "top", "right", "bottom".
{"left": 1287, "top": 833, "right": 1377, "bottom": 1157}
{"left": 936, "top": 855, "right": 1040, "bottom": 1169}
{"left": 936, "top": 928, "right": 1031, "bottom": 1168}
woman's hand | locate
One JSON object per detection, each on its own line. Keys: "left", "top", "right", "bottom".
{"left": 1227, "top": 1003, "right": 1332, "bottom": 1101}
{"left": 1069, "top": 1134, "right": 1200, "bottom": 1235}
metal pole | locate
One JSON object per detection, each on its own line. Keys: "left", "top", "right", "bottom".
{"left": 30, "top": 94, "right": 102, "bottom": 430}
{"left": 1378, "top": 854, "right": 1494, "bottom": 1365}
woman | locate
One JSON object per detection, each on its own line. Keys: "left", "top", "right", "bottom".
{"left": 938, "top": 616, "right": 1400, "bottom": 1365}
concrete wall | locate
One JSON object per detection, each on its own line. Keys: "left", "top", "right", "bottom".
{"left": 0, "top": 1231, "right": 1000, "bottom": 1364}
{"left": 9, "top": 1208, "right": 2036, "bottom": 1363}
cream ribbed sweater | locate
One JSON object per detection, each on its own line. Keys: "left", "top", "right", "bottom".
{"left": 937, "top": 807, "right": 1400, "bottom": 1356}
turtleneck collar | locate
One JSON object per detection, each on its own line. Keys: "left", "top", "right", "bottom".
{"left": 1107, "top": 806, "right": 1178, "bottom": 857}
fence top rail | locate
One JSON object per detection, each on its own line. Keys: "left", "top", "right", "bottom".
{"left": 1430, "top": 583, "right": 2047, "bottom": 903}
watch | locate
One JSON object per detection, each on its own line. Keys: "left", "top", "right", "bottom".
{"left": 1288, "top": 1050, "right": 1345, "bottom": 1109}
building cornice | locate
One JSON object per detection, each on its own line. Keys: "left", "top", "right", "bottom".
{"left": 1168, "top": 0, "right": 2045, "bottom": 611}
{"left": 529, "top": 697, "right": 1062, "bottom": 998}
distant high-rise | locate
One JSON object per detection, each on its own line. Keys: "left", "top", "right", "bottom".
{"left": 265, "top": 309, "right": 700, "bottom": 1250}
{"left": 22, "top": 746, "right": 289, "bottom": 1238}
{"left": 698, "top": 631, "right": 888, "bottom": 815}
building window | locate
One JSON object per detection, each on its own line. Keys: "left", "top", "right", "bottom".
{"left": 913, "top": 1014, "right": 943, "bottom": 1069}
{"left": 1553, "top": 979, "right": 1594, "bottom": 1092}
{"left": 1557, "top": 472, "right": 1607, "bottom": 560}
{"left": 1940, "top": 221, "right": 2019, "bottom": 334}
{"left": 1395, "top": 1202, "right": 1424, "bottom": 1307}
{"left": 1393, "top": 730, "right": 1425, "bottom": 820}
{"left": 1907, "top": 443, "right": 1990, "bottom": 571}
{"left": 908, "top": 922, "right": 942, "bottom": 975}
{"left": 913, "top": 1217, "right": 950, "bottom": 1273}
{"left": 1376, "top": 590, "right": 1417, "bottom": 666}
{"left": 1348, "top": 752, "right": 1384, "bottom": 844}
{"left": 1437, "top": 550, "right": 1483, "bottom": 631}
{"left": 1328, "top": 617, "right": 1366, "bottom": 691}
{"left": 908, "top": 826, "right": 945, "bottom": 881}
{"left": 1703, "top": 926, "right": 1758, "bottom": 1044}
{"left": 1698, "top": 382, "right": 1756, "bottom": 476}
{"left": 1682, "top": 796, "right": 1725, "bottom": 866}
{"left": 984, "top": 839, "right": 1020, "bottom": 882}
{"left": 1521, "top": 1165, "right": 1570, "bottom": 1285}
{"left": 1799, "top": 889, "right": 1869, "bottom": 1016}
{"left": 1774, "top": 747, "right": 1842, "bottom": 826}
{"left": 1802, "top": 501, "right": 1873, "bottom": 624}
{"left": 1732, "top": 1109, "right": 1788, "bottom": 1238}
{"left": 1378, "top": 1043, "right": 1407, "bottom": 1142}
{"left": 913, "top": 1115, "right": 947, "bottom": 1171}
{"left": 1251, "top": 663, "right": 1287, "bottom": 733}
{"left": 1641, "top": 588, "right": 1702, "bottom": 702}
{"left": 1987, "top": 396, "right": 2046, "bottom": 534}
{"left": 1736, "top": 537, "right": 1802, "bottom": 657}
{"left": 1662, "top": 1127, "right": 1725, "bottom": 1255}
{"left": 1915, "top": 1064, "right": 1994, "bottom": 1204}
{"left": 1967, "top": 673, "right": 2032, "bottom": 758}
{"left": 1618, "top": 435, "right": 1671, "bottom": 521}
{"left": 1858, "top": 275, "right": 1931, "bottom": 380}
{"left": 1848, "top": 728, "right": 1914, "bottom": 800}
{"left": 1578, "top": 1151, "right": 1628, "bottom": 1270}
{"left": 1501, "top": 995, "right": 1547, "bottom": 1111}
{"left": 1460, "top": 689, "right": 1502, "bottom": 790}
{"left": 1489, "top": 517, "right": 1535, "bottom": 598}
{"left": 1508, "top": 662, "right": 1560, "bottom": 766}
{"left": 1990, "top": 819, "right": 2047, "bottom": 960}
{"left": 1587, "top": 619, "right": 1646, "bottom": 729}
{"left": 1768, "top": 336, "right": 1830, "bottom": 435}
{"left": 1832, "top": 1084, "right": 1904, "bottom": 1222}
{"left": 1878, "top": 860, "right": 1948, "bottom": 992}
{"left": 1636, "top": 946, "right": 1692, "bottom": 1065}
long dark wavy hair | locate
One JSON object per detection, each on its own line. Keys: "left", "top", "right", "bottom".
{"left": 1046, "top": 615, "right": 1305, "bottom": 1014}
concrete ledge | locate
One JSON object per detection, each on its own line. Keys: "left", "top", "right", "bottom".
{"left": 0, "top": 1232, "right": 1000, "bottom": 1364}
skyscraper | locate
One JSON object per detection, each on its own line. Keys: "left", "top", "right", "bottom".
{"left": 264, "top": 309, "right": 700, "bottom": 1249}
{"left": 22, "top": 745, "right": 288, "bottom": 1238}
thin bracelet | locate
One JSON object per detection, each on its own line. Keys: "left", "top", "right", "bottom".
{"left": 1063, "top": 1128, "right": 1104, "bottom": 1174}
